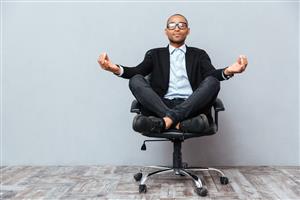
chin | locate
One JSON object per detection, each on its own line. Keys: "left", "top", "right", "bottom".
{"left": 170, "top": 38, "right": 185, "bottom": 43}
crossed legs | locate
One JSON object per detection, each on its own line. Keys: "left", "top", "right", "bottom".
{"left": 129, "top": 74, "right": 220, "bottom": 130}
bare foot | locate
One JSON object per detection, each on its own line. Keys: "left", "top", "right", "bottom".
{"left": 163, "top": 117, "right": 173, "bottom": 129}
{"left": 175, "top": 123, "right": 180, "bottom": 129}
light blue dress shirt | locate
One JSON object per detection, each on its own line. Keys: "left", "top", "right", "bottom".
{"left": 164, "top": 44, "right": 193, "bottom": 100}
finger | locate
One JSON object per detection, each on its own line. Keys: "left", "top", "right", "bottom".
{"left": 103, "top": 52, "right": 111, "bottom": 63}
{"left": 98, "top": 59, "right": 104, "bottom": 67}
{"left": 98, "top": 55, "right": 103, "bottom": 64}
{"left": 99, "top": 52, "right": 105, "bottom": 61}
{"left": 240, "top": 55, "right": 247, "bottom": 60}
{"left": 105, "top": 53, "right": 110, "bottom": 62}
{"left": 99, "top": 54, "right": 105, "bottom": 65}
{"left": 240, "top": 57, "right": 245, "bottom": 66}
{"left": 99, "top": 59, "right": 106, "bottom": 69}
{"left": 241, "top": 55, "right": 248, "bottom": 62}
{"left": 242, "top": 58, "right": 248, "bottom": 66}
{"left": 101, "top": 53, "right": 108, "bottom": 65}
{"left": 244, "top": 57, "right": 248, "bottom": 65}
{"left": 240, "top": 55, "right": 246, "bottom": 60}
{"left": 103, "top": 52, "right": 107, "bottom": 59}
{"left": 240, "top": 55, "right": 247, "bottom": 65}
{"left": 237, "top": 57, "right": 242, "bottom": 65}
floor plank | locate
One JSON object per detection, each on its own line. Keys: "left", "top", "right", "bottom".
{"left": 0, "top": 166, "right": 299, "bottom": 199}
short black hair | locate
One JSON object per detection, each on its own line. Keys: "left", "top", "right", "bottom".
{"left": 167, "top": 14, "right": 189, "bottom": 27}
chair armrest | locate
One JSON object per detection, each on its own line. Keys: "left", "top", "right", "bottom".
{"left": 213, "top": 98, "right": 225, "bottom": 112}
{"left": 130, "top": 100, "right": 142, "bottom": 114}
{"left": 212, "top": 98, "right": 225, "bottom": 131}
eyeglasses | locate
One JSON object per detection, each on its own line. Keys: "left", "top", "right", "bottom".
{"left": 167, "top": 22, "right": 188, "bottom": 30}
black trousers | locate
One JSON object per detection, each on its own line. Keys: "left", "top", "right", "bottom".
{"left": 129, "top": 74, "right": 220, "bottom": 125}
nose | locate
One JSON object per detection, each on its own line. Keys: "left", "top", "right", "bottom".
{"left": 174, "top": 26, "right": 180, "bottom": 31}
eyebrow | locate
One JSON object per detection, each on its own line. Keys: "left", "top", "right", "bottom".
{"left": 168, "top": 21, "right": 187, "bottom": 24}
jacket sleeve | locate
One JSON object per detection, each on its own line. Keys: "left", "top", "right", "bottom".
{"left": 118, "top": 50, "right": 153, "bottom": 79}
{"left": 200, "top": 50, "right": 227, "bottom": 81}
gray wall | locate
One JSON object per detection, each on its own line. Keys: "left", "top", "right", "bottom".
{"left": 2, "top": 2, "right": 299, "bottom": 166}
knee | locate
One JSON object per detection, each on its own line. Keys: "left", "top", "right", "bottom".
{"left": 129, "top": 74, "right": 145, "bottom": 91}
{"left": 204, "top": 76, "right": 220, "bottom": 92}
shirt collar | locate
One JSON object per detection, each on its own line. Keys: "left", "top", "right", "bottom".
{"left": 169, "top": 44, "right": 187, "bottom": 54}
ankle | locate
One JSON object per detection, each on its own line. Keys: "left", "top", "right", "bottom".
{"left": 175, "top": 123, "right": 180, "bottom": 130}
{"left": 163, "top": 116, "right": 173, "bottom": 129}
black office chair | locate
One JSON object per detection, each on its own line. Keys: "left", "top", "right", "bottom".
{"left": 130, "top": 98, "right": 229, "bottom": 197}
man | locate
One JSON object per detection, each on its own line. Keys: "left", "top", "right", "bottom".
{"left": 98, "top": 14, "right": 248, "bottom": 133}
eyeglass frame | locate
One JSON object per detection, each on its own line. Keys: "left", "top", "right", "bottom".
{"left": 166, "top": 22, "right": 188, "bottom": 30}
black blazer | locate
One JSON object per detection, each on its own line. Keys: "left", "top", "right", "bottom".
{"left": 119, "top": 45, "right": 226, "bottom": 97}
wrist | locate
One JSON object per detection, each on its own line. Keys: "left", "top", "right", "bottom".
{"left": 112, "top": 64, "right": 121, "bottom": 75}
{"left": 223, "top": 67, "right": 234, "bottom": 80}
{"left": 224, "top": 66, "right": 233, "bottom": 76}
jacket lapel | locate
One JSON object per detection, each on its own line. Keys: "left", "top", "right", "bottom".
{"left": 185, "top": 46, "right": 194, "bottom": 83}
{"left": 162, "top": 46, "right": 170, "bottom": 85}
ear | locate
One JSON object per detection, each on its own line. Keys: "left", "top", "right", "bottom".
{"left": 187, "top": 28, "right": 190, "bottom": 35}
{"left": 164, "top": 28, "right": 168, "bottom": 36}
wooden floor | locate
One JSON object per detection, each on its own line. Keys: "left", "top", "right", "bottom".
{"left": 0, "top": 165, "right": 299, "bottom": 199}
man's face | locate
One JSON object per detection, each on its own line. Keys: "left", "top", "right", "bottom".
{"left": 165, "top": 15, "right": 190, "bottom": 45}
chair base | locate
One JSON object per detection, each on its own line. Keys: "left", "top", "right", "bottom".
{"left": 134, "top": 165, "right": 229, "bottom": 197}
{"left": 134, "top": 137, "right": 229, "bottom": 196}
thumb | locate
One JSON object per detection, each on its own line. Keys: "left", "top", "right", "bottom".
{"left": 237, "top": 56, "right": 242, "bottom": 65}
{"left": 104, "top": 53, "right": 110, "bottom": 62}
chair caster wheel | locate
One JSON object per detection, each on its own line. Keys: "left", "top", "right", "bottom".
{"left": 196, "top": 187, "right": 208, "bottom": 196}
{"left": 175, "top": 170, "right": 185, "bottom": 176}
{"left": 220, "top": 176, "right": 229, "bottom": 185}
{"left": 134, "top": 172, "right": 142, "bottom": 181}
{"left": 139, "top": 184, "right": 147, "bottom": 193}
{"left": 179, "top": 173, "right": 185, "bottom": 177}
